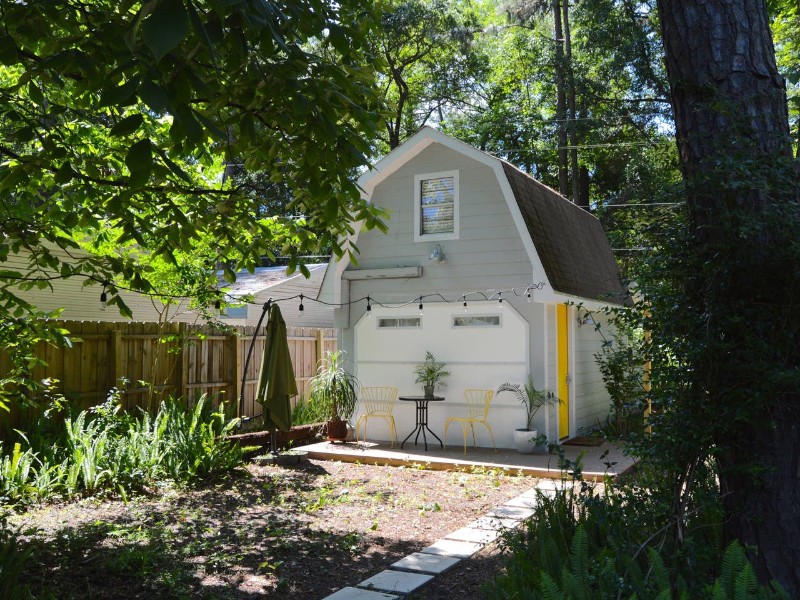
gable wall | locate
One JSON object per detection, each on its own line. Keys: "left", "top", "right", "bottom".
{"left": 347, "top": 142, "right": 535, "bottom": 309}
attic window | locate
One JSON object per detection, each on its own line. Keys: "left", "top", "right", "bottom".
{"left": 414, "top": 170, "right": 459, "bottom": 242}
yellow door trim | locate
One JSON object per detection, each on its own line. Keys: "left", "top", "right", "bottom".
{"left": 557, "top": 305, "right": 570, "bottom": 439}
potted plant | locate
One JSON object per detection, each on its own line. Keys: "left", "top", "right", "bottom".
{"left": 497, "top": 375, "right": 559, "bottom": 454}
{"left": 413, "top": 351, "right": 450, "bottom": 397}
{"left": 309, "top": 350, "right": 360, "bottom": 442}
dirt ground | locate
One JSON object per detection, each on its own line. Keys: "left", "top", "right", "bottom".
{"left": 10, "top": 459, "right": 541, "bottom": 599}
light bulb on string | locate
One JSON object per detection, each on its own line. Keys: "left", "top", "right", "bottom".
{"left": 299, "top": 294, "right": 305, "bottom": 318}
{"left": 462, "top": 297, "right": 468, "bottom": 313}
{"left": 213, "top": 298, "right": 221, "bottom": 316}
{"left": 526, "top": 288, "right": 532, "bottom": 303}
{"left": 99, "top": 282, "right": 108, "bottom": 311}
{"left": 366, "top": 296, "right": 372, "bottom": 318}
{"left": 498, "top": 292, "right": 504, "bottom": 310}
{"left": 418, "top": 297, "right": 423, "bottom": 316}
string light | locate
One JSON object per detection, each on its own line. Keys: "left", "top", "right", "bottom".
{"left": 418, "top": 297, "right": 423, "bottom": 315}
{"left": 213, "top": 298, "right": 221, "bottom": 316}
{"left": 462, "top": 296, "right": 468, "bottom": 313}
{"left": 527, "top": 287, "right": 533, "bottom": 303}
{"left": 366, "top": 295, "right": 372, "bottom": 317}
{"left": 498, "top": 291, "right": 503, "bottom": 310}
{"left": 298, "top": 294, "right": 304, "bottom": 317}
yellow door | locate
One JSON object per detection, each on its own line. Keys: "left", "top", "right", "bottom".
{"left": 557, "top": 305, "right": 570, "bottom": 439}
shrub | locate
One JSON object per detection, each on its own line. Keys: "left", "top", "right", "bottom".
{"left": 0, "top": 393, "right": 242, "bottom": 506}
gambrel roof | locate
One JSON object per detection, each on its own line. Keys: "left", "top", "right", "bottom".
{"left": 500, "top": 162, "right": 628, "bottom": 305}
{"left": 331, "top": 127, "right": 628, "bottom": 307}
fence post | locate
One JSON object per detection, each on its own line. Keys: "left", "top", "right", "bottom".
{"left": 176, "top": 322, "right": 188, "bottom": 401}
{"left": 230, "top": 331, "right": 241, "bottom": 416}
{"left": 315, "top": 328, "right": 324, "bottom": 367}
{"left": 112, "top": 326, "right": 124, "bottom": 391}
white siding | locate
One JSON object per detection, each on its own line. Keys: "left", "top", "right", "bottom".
{"left": 353, "top": 302, "right": 528, "bottom": 449}
{"left": 572, "top": 312, "right": 613, "bottom": 433}
{"left": 2, "top": 249, "right": 201, "bottom": 323}
{"left": 346, "top": 143, "right": 537, "bottom": 304}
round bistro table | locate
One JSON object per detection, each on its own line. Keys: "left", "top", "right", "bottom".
{"left": 398, "top": 395, "right": 444, "bottom": 451}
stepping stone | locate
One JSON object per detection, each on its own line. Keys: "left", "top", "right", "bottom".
{"left": 391, "top": 552, "right": 461, "bottom": 575}
{"left": 445, "top": 526, "right": 501, "bottom": 544}
{"left": 468, "top": 515, "right": 520, "bottom": 531}
{"left": 505, "top": 495, "right": 538, "bottom": 508}
{"left": 323, "top": 587, "right": 400, "bottom": 600}
{"left": 488, "top": 505, "right": 536, "bottom": 520}
{"left": 519, "top": 487, "right": 542, "bottom": 498}
{"left": 358, "top": 570, "right": 433, "bottom": 595}
{"left": 420, "top": 538, "right": 484, "bottom": 559}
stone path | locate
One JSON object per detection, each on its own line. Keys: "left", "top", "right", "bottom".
{"left": 321, "top": 479, "right": 564, "bottom": 599}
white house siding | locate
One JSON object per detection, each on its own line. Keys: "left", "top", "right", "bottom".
{"left": 343, "top": 143, "right": 538, "bottom": 302}
{"left": 2, "top": 249, "right": 200, "bottom": 323}
{"left": 352, "top": 303, "right": 528, "bottom": 449}
{"left": 572, "top": 311, "right": 612, "bottom": 434}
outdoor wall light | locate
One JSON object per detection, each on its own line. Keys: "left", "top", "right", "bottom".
{"left": 578, "top": 313, "right": 595, "bottom": 327}
{"left": 429, "top": 243, "right": 446, "bottom": 264}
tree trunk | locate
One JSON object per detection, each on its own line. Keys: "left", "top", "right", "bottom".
{"left": 552, "top": 0, "right": 569, "bottom": 197}
{"left": 562, "top": 0, "right": 583, "bottom": 207}
{"left": 657, "top": 0, "right": 800, "bottom": 594}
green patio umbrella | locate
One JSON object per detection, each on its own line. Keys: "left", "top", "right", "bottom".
{"left": 255, "top": 304, "right": 298, "bottom": 452}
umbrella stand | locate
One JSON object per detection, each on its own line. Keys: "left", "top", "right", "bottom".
{"left": 238, "top": 300, "right": 272, "bottom": 426}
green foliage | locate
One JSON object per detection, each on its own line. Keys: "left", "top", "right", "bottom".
{"left": 497, "top": 374, "right": 558, "bottom": 430}
{"left": 308, "top": 351, "right": 360, "bottom": 421}
{"left": 593, "top": 320, "right": 646, "bottom": 437}
{"left": 491, "top": 464, "right": 787, "bottom": 599}
{"left": 291, "top": 395, "right": 325, "bottom": 426}
{"left": 412, "top": 351, "right": 451, "bottom": 389}
{"left": 0, "top": 525, "right": 34, "bottom": 600}
{"left": 0, "top": 0, "right": 387, "bottom": 344}
{"left": 0, "top": 393, "right": 242, "bottom": 506}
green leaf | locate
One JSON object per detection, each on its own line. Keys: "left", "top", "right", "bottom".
{"left": 0, "top": 32, "right": 18, "bottom": 65}
{"left": 54, "top": 162, "right": 78, "bottom": 184}
{"left": 100, "top": 77, "right": 140, "bottom": 107}
{"left": 110, "top": 114, "right": 144, "bottom": 137}
{"left": 125, "top": 139, "right": 153, "bottom": 185}
{"left": 138, "top": 80, "right": 170, "bottom": 113}
{"left": 142, "top": 0, "right": 189, "bottom": 62}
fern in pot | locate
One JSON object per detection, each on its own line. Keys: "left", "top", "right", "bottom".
{"left": 309, "top": 350, "right": 360, "bottom": 441}
{"left": 497, "top": 375, "right": 559, "bottom": 454}
{"left": 413, "top": 351, "right": 450, "bottom": 397}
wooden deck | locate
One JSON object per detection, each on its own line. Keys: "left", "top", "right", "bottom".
{"left": 301, "top": 439, "right": 635, "bottom": 482}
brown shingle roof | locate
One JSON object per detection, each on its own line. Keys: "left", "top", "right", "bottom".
{"left": 501, "top": 162, "right": 629, "bottom": 305}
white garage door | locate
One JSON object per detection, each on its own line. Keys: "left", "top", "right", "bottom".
{"left": 353, "top": 301, "right": 528, "bottom": 449}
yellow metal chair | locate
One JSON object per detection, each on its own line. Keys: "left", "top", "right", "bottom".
{"left": 355, "top": 386, "right": 399, "bottom": 447}
{"left": 444, "top": 389, "right": 496, "bottom": 454}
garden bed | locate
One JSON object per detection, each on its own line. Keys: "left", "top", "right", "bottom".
{"left": 10, "top": 459, "right": 539, "bottom": 599}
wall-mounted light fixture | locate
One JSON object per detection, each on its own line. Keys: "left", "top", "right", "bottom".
{"left": 429, "top": 243, "right": 446, "bottom": 264}
{"left": 578, "top": 313, "right": 595, "bottom": 327}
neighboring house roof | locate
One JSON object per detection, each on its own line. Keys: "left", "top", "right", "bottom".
{"left": 500, "top": 162, "right": 629, "bottom": 305}
{"left": 221, "top": 264, "right": 333, "bottom": 328}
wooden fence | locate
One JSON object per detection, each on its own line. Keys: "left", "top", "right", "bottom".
{"left": 1, "top": 320, "right": 336, "bottom": 431}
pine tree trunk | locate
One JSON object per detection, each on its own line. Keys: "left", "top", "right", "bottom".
{"left": 656, "top": 0, "right": 800, "bottom": 594}
{"left": 552, "top": 0, "right": 569, "bottom": 197}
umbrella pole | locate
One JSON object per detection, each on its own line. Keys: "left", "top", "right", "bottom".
{"left": 238, "top": 300, "right": 272, "bottom": 426}
{"left": 271, "top": 428, "right": 278, "bottom": 456}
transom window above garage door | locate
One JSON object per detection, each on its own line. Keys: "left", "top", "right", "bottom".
{"left": 452, "top": 314, "right": 501, "bottom": 328}
{"left": 414, "top": 170, "right": 459, "bottom": 242}
{"left": 377, "top": 317, "right": 421, "bottom": 328}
